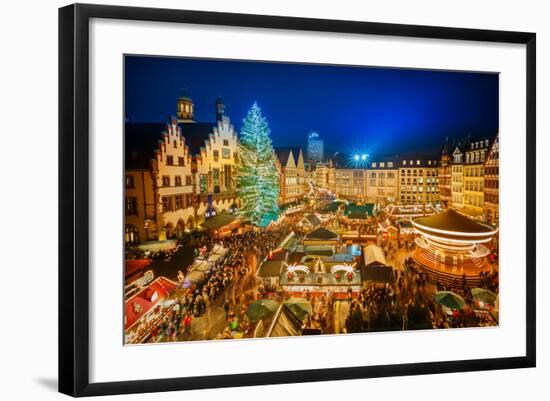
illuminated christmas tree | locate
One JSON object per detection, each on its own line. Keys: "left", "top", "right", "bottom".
{"left": 236, "top": 102, "right": 280, "bottom": 225}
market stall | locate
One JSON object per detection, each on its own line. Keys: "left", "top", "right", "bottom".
{"left": 124, "top": 276, "right": 177, "bottom": 343}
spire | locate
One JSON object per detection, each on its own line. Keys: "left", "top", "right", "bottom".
{"left": 215, "top": 94, "right": 225, "bottom": 121}
{"left": 440, "top": 136, "right": 450, "bottom": 157}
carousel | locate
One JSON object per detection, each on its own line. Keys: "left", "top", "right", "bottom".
{"left": 411, "top": 209, "right": 498, "bottom": 286}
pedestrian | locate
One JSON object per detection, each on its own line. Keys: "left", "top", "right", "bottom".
{"left": 183, "top": 312, "right": 192, "bottom": 337}
{"left": 223, "top": 299, "right": 230, "bottom": 320}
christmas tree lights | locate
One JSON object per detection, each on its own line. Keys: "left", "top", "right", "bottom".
{"left": 236, "top": 102, "right": 280, "bottom": 226}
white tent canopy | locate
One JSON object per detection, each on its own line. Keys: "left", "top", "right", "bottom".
{"left": 189, "top": 259, "right": 211, "bottom": 273}
{"left": 363, "top": 244, "right": 387, "bottom": 266}
{"left": 208, "top": 244, "right": 229, "bottom": 263}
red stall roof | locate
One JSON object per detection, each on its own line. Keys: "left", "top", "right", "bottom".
{"left": 124, "top": 276, "right": 177, "bottom": 331}
{"left": 125, "top": 259, "right": 152, "bottom": 279}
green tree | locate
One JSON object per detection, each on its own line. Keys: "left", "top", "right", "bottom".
{"left": 236, "top": 102, "right": 280, "bottom": 225}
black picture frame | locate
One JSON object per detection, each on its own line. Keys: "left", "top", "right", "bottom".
{"left": 59, "top": 3, "right": 536, "bottom": 397}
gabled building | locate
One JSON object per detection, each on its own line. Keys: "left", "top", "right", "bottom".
{"left": 484, "top": 134, "right": 499, "bottom": 225}
{"left": 451, "top": 143, "right": 465, "bottom": 209}
{"left": 463, "top": 138, "right": 491, "bottom": 219}
{"left": 124, "top": 95, "right": 240, "bottom": 243}
{"left": 275, "top": 147, "right": 306, "bottom": 205}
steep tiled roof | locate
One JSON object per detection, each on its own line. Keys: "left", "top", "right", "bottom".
{"left": 178, "top": 122, "right": 217, "bottom": 155}
{"left": 125, "top": 120, "right": 219, "bottom": 169}
{"left": 274, "top": 148, "right": 293, "bottom": 166}
{"left": 125, "top": 122, "right": 167, "bottom": 169}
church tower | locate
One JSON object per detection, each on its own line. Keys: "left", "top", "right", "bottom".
{"left": 177, "top": 90, "right": 195, "bottom": 123}
{"left": 215, "top": 95, "right": 225, "bottom": 121}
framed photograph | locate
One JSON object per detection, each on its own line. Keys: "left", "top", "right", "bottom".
{"left": 59, "top": 3, "right": 536, "bottom": 397}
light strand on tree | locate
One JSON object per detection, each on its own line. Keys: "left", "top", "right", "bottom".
{"left": 236, "top": 102, "right": 280, "bottom": 226}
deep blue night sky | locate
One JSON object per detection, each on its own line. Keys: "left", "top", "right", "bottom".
{"left": 125, "top": 55, "right": 498, "bottom": 156}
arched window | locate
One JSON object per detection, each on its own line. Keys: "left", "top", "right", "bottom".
{"left": 125, "top": 225, "right": 139, "bottom": 245}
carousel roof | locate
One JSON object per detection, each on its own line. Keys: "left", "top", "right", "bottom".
{"left": 413, "top": 209, "right": 495, "bottom": 234}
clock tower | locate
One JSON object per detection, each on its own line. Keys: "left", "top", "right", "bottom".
{"left": 177, "top": 90, "right": 195, "bottom": 123}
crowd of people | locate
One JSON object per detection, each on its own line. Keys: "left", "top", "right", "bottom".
{"left": 126, "top": 191, "right": 500, "bottom": 343}
{"left": 147, "top": 223, "right": 297, "bottom": 342}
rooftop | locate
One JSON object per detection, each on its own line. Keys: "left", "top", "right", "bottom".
{"left": 413, "top": 209, "right": 495, "bottom": 234}
{"left": 125, "top": 120, "right": 220, "bottom": 168}
{"left": 201, "top": 212, "right": 238, "bottom": 230}
{"left": 344, "top": 204, "right": 374, "bottom": 219}
{"left": 304, "top": 227, "right": 339, "bottom": 241}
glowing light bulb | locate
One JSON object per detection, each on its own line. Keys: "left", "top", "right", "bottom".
{"left": 354, "top": 155, "right": 359, "bottom": 161}
{"left": 361, "top": 154, "right": 367, "bottom": 161}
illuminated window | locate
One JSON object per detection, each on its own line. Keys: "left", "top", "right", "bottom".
{"left": 175, "top": 195, "right": 183, "bottom": 209}
{"left": 125, "top": 197, "right": 137, "bottom": 215}
{"left": 388, "top": 162, "right": 393, "bottom": 167}
{"left": 161, "top": 196, "right": 171, "bottom": 212}
{"left": 125, "top": 175, "right": 134, "bottom": 188}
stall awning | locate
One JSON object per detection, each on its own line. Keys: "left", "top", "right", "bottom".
{"left": 302, "top": 214, "right": 321, "bottom": 226}
{"left": 201, "top": 212, "right": 238, "bottom": 230}
{"left": 207, "top": 244, "right": 229, "bottom": 262}
{"left": 304, "top": 227, "right": 339, "bottom": 241}
{"left": 257, "top": 260, "right": 285, "bottom": 278}
{"left": 361, "top": 264, "right": 394, "bottom": 283}
{"left": 189, "top": 259, "right": 211, "bottom": 273}
{"left": 344, "top": 204, "right": 374, "bottom": 219}
{"left": 125, "top": 276, "right": 177, "bottom": 331}
{"left": 363, "top": 244, "right": 387, "bottom": 266}
{"left": 125, "top": 259, "right": 151, "bottom": 279}
{"left": 265, "top": 305, "right": 303, "bottom": 338}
